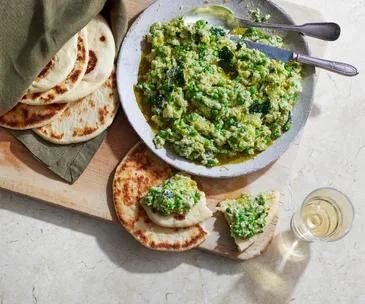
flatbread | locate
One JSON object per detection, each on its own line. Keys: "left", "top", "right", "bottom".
{"left": 26, "top": 34, "right": 78, "bottom": 94}
{"left": 141, "top": 188, "right": 213, "bottom": 228}
{"left": 113, "top": 142, "right": 209, "bottom": 251}
{"left": 63, "top": 15, "right": 115, "bottom": 103}
{"left": 33, "top": 70, "right": 119, "bottom": 144}
{"left": 21, "top": 27, "right": 89, "bottom": 105}
{"left": 0, "top": 103, "right": 68, "bottom": 130}
{"left": 217, "top": 190, "right": 280, "bottom": 252}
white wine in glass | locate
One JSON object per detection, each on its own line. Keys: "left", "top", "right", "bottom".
{"left": 291, "top": 188, "right": 354, "bottom": 242}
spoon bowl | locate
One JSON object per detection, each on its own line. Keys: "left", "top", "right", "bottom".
{"left": 183, "top": 5, "right": 239, "bottom": 30}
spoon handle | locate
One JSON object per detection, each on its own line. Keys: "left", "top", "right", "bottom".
{"left": 293, "top": 53, "right": 358, "bottom": 76}
{"left": 238, "top": 20, "right": 341, "bottom": 41}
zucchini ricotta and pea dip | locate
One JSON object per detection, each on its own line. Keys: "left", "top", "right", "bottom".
{"left": 136, "top": 15, "right": 302, "bottom": 167}
{"left": 142, "top": 174, "right": 201, "bottom": 216}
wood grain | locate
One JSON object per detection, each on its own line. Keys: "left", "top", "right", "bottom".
{"left": 0, "top": 0, "right": 326, "bottom": 260}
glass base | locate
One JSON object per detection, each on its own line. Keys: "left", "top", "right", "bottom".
{"left": 290, "top": 215, "right": 313, "bottom": 242}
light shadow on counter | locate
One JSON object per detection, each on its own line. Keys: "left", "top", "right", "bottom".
{"left": 222, "top": 230, "right": 312, "bottom": 304}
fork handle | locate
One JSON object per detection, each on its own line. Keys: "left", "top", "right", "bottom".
{"left": 239, "top": 19, "right": 341, "bottom": 41}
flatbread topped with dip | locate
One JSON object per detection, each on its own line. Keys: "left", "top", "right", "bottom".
{"left": 113, "top": 142, "right": 209, "bottom": 251}
{"left": 140, "top": 174, "right": 212, "bottom": 228}
{"left": 217, "top": 190, "right": 280, "bottom": 252}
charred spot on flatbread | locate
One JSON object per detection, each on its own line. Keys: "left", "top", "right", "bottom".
{"left": 0, "top": 103, "right": 68, "bottom": 130}
{"left": 35, "top": 58, "right": 55, "bottom": 81}
{"left": 86, "top": 50, "right": 98, "bottom": 75}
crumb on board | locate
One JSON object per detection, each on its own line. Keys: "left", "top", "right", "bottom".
{"left": 204, "top": 0, "right": 210, "bottom": 3}
{"left": 223, "top": 0, "right": 230, "bottom": 3}
{"left": 180, "top": 5, "right": 183, "bottom": 10}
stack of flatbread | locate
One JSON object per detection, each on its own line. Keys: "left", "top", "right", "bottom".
{"left": 113, "top": 142, "right": 213, "bottom": 251}
{"left": 0, "top": 15, "right": 119, "bottom": 144}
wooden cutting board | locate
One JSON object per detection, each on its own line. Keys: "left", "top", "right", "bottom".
{"left": 0, "top": 0, "right": 326, "bottom": 260}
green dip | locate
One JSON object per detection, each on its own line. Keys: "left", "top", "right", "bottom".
{"left": 223, "top": 192, "right": 272, "bottom": 238}
{"left": 137, "top": 17, "right": 302, "bottom": 167}
{"left": 143, "top": 174, "right": 201, "bottom": 215}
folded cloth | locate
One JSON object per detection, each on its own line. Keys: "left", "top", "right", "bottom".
{"left": 0, "top": 0, "right": 128, "bottom": 183}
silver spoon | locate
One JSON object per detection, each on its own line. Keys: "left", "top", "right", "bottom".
{"left": 183, "top": 5, "right": 341, "bottom": 41}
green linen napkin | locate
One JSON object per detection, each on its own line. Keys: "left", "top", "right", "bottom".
{"left": 0, "top": 0, "right": 128, "bottom": 183}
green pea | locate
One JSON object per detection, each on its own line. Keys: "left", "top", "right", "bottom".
{"left": 285, "top": 65, "right": 293, "bottom": 72}
{"left": 151, "top": 72, "right": 157, "bottom": 78}
{"left": 211, "top": 109, "right": 219, "bottom": 116}
{"left": 207, "top": 159, "right": 217, "bottom": 166}
{"left": 213, "top": 50, "right": 219, "bottom": 57}
{"left": 159, "top": 130, "right": 167, "bottom": 138}
{"left": 212, "top": 93, "right": 220, "bottom": 100}
{"left": 193, "top": 94, "right": 202, "bottom": 102}
{"left": 190, "top": 113, "right": 198, "bottom": 121}
{"left": 229, "top": 137, "right": 237, "bottom": 144}
{"left": 249, "top": 86, "right": 257, "bottom": 96}
{"left": 272, "top": 131, "right": 280, "bottom": 139}
{"left": 271, "top": 122, "right": 279, "bottom": 128}
{"left": 189, "top": 129, "right": 198, "bottom": 137}
{"left": 283, "top": 122, "right": 291, "bottom": 131}
{"left": 149, "top": 83, "right": 156, "bottom": 90}
{"left": 227, "top": 117, "right": 234, "bottom": 126}
{"left": 200, "top": 44, "right": 208, "bottom": 51}
{"left": 218, "top": 79, "right": 224, "bottom": 87}
{"left": 248, "top": 27, "right": 255, "bottom": 33}
{"left": 142, "top": 98, "right": 150, "bottom": 104}
{"left": 226, "top": 207, "right": 232, "bottom": 214}
{"left": 137, "top": 82, "right": 144, "bottom": 89}
{"left": 262, "top": 58, "right": 269, "bottom": 65}
{"left": 195, "top": 20, "right": 207, "bottom": 29}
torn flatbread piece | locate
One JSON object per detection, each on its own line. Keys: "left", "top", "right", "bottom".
{"left": 217, "top": 190, "right": 280, "bottom": 252}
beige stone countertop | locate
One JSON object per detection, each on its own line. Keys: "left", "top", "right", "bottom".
{"left": 1, "top": 0, "right": 364, "bottom": 303}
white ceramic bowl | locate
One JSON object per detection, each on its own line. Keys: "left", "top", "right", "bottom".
{"left": 116, "top": 0, "right": 315, "bottom": 178}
